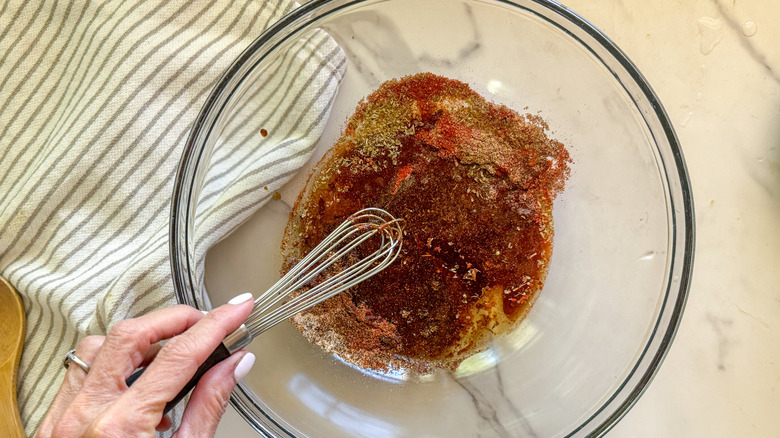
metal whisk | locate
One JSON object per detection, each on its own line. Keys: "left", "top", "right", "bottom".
{"left": 134, "top": 207, "right": 404, "bottom": 413}
{"left": 245, "top": 207, "right": 404, "bottom": 336}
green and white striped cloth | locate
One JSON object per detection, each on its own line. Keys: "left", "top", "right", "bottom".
{"left": 0, "top": 0, "right": 345, "bottom": 435}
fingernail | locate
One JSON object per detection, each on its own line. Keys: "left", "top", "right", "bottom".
{"left": 228, "top": 292, "right": 253, "bottom": 305}
{"left": 234, "top": 352, "right": 255, "bottom": 381}
{"left": 201, "top": 310, "right": 208, "bottom": 315}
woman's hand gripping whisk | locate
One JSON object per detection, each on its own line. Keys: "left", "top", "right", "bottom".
{"left": 125, "top": 207, "right": 404, "bottom": 413}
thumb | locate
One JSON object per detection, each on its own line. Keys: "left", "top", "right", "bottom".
{"left": 173, "top": 351, "right": 256, "bottom": 437}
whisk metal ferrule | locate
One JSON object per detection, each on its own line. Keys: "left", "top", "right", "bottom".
{"left": 223, "top": 324, "right": 252, "bottom": 353}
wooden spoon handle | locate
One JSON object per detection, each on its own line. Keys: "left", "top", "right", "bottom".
{"left": 0, "top": 277, "right": 25, "bottom": 438}
{"left": 0, "top": 361, "right": 25, "bottom": 437}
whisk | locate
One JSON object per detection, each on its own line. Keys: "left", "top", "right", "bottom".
{"left": 126, "top": 207, "right": 404, "bottom": 413}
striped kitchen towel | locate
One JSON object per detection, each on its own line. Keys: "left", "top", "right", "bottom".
{"left": 0, "top": 0, "right": 346, "bottom": 435}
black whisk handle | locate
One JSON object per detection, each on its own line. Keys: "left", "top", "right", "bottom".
{"left": 125, "top": 342, "right": 231, "bottom": 414}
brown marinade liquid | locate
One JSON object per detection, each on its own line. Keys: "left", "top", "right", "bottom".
{"left": 283, "top": 73, "right": 569, "bottom": 372}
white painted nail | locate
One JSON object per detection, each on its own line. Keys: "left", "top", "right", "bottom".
{"left": 228, "top": 292, "right": 253, "bottom": 305}
{"left": 234, "top": 352, "right": 255, "bottom": 381}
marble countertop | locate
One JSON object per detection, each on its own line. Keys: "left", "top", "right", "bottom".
{"left": 572, "top": 0, "right": 780, "bottom": 436}
{"left": 218, "top": 0, "right": 780, "bottom": 436}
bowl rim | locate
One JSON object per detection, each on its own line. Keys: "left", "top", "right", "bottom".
{"left": 170, "top": 0, "right": 696, "bottom": 436}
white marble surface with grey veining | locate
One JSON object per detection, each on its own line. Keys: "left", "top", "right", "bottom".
{"left": 216, "top": 0, "right": 780, "bottom": 436}
{"left": 571, "top": 1, "right": 780, "bottom": 436}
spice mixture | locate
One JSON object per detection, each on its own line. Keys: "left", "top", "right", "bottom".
{"left": 281, "top": 73, "right": 570, "bottom": 373}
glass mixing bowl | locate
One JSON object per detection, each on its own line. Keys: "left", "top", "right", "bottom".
{"left": 170, "top": 0, "right": 695, "bottom": 436}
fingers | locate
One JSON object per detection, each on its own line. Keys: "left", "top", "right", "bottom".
{"left": 87, "top": 304, "right": 205, "bottom": 383}
{"left": 156, "top": 414, "right": 172, "bottom": 432}
{"left": 174, "top": 351, "right": 256, "bottom": 438}
{"left": 50, "top": 305, "right": 206, "bottom": 436}
{"left": 139, "top": 342, "right": 163, "bottom": 367}
{"left": 37, "top": 336, "right": 104, "bottom": 438}
{"left": 123, "top": 293, "right": 255, "bottom": 409}
{"left": 39, "top": 296, "right": 255, "bottom": 437}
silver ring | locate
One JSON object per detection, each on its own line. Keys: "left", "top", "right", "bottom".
{"left": 63, "top": 349, "right": 90, "bottom": 373}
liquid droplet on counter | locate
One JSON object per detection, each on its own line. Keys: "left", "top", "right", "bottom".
{"left": 639, "top": 251, "right": 656, "bottom": 261}
{"left": 742, "top": 20, "right": 758, "bottom": 37}
{"left": 697, "top": 16, "right": 724, "bottom": 55}
{"left": 681, "top": 111, "right": 693, "bottom": 127}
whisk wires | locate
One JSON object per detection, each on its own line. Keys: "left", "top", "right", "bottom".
{"left": 244, "top": 207, "right": 404, "bottom": 336}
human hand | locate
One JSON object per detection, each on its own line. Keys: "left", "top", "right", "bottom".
{"left": 36, "top": 293, "right": 257, "bottom": 438}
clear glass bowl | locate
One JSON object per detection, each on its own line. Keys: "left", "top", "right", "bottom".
{"left": 170, "top": 0, "right": 695, "bottom": 436}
